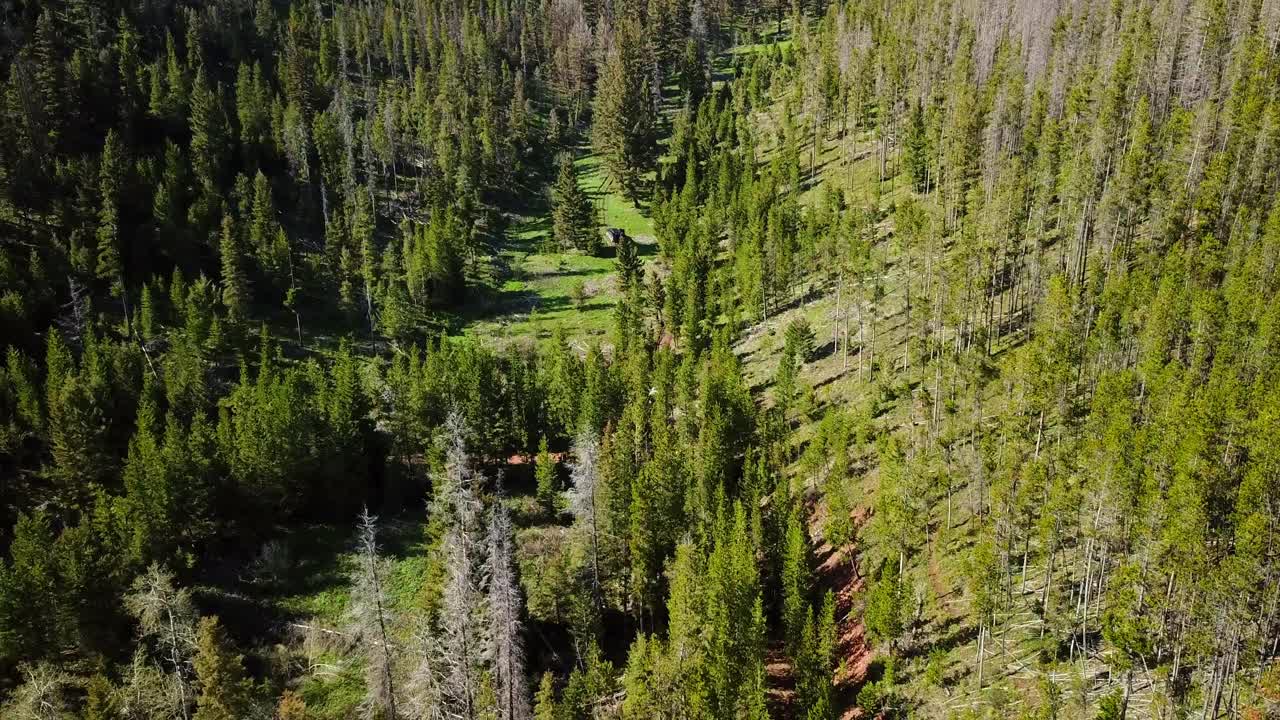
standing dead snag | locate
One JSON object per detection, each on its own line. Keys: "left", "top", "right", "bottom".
{"left": 125, "top": 564, "right": 199, "bottom": 720}
{"left": 349, "top": 507, "right": 398, "bottom": 720}
{"left": 409, "top": 411, "right": 492, "bottom": 720}
{"left": 568, "top": 430, "right": 602, "bottom": 608}
{"left": 4, "top": 664, "right": 75, "bottom": 720}
{"left": 405, "top": 625, "right": 446, "bottom": 720}
{"left": 410, "top": 414, "right": 535, "bottom": 720}
{"left": 488, "top": 482, "right": 532, "bottom": 720}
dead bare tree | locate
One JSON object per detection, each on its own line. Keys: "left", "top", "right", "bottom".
{"left": 488, "top": 482, "right": 532, "bottom": 720}
{"left": 549, "top": 0, "right": 594, "bottom": 126}
{"left": 348, "top": 508, "right": 398, "bottom": 720}
{"left": 125, "top": 564, "right": 199, "bottom": 720}
{"left": 410, "top": 411, "right": 492, "bottom": 720}
{"left": 4, "top": 664, "right": 75, "bottom": 720}
{"left": 567, "top": 430, "right": 603, "bottom": 608}
{"left": 121, "top": 648, "right": 184, "bottom": 719}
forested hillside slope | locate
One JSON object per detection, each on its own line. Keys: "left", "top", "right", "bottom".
{"left": 1, "top": 0, "right": 1280, "bottom": 719}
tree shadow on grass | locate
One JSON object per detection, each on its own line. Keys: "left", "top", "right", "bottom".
{"left": 509, "top": 212, "right": 554, "bottom": 249}
{"left": 200, "top": 511, "right": 431, "bottom": 648}
{"left": 811, "top": 369, "right": 848, "bottom": 395}
{"left": 544, "top": 300, "right": 616, "bottom": 315}
{"left": 457, "top": 287, "right": 618, "bottom": 336}
{"left": 932, "top": 620, "right": 980, "bottom": 657}
{"left": 524, "top": 265, "right": 607, "bottom": 280}
{"left": 902, "top": 615, "right": 964, "bottom": 662}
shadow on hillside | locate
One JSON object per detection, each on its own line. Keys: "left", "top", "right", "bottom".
{"left": 468, "top": 281, "right": 618, "bottom": 323}
{"left": 798, "top": 155, "right": 840, "bottom": 192}
{"left": 199, "top": 512, "right": 430, "bottom": 648}
{"left": 931, "top": 618, "right": 980, "bottom": 657}
{"left": 903, "top": 615, "right": 964, "bottom": 662}
{"left": 812, "top": 368, "right": 848, "bottom": 394}
{"left": 510, "top": 212, "right": 553, "bottom": 247}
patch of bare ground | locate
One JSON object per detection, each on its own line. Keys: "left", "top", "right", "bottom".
{"left": 809, "top": 498, "right": 875, "bottom": 720}
{"left": 765, "top": 648, "right": 797, "bottom": 719}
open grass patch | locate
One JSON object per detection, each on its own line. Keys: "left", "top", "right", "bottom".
{"left": 297, "top": 656, "right": 366, "bottom": 720}
{"left": 576, "top": 152, "right": 656, "bottom": 240}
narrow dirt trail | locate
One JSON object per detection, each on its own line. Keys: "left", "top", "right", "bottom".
{"left": 765, "top": 647, "right": 798, "bottom": 718}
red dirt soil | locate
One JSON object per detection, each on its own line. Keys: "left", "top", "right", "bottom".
{"left": 812, "top": 505, "right": 875, "bottom": 720}
{"left": 768, "top": 497, "right": 875, "bottom": 719}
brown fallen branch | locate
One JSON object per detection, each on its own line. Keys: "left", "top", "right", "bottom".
{"left": 289, "top": 622, "right": 349, "bottom": 638}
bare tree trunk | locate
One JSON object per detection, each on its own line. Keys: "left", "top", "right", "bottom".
{"left": 1042, "top": 545, "right": 1055, "bottom": 639}
{"left": 570, "top": 432, "right": 604, "bottom": 609}
{"left": 355, "top": 509, "right": 398, "bottom": 720}
{"left": 976, "top": 624, "right": 986, "bottom": 690}
{"left": 167, "top": 606, "right": 191, "bottom": 720}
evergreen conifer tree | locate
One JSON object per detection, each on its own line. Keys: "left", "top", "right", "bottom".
{"left": 551, "top": 153, "right": 598, "bottom": 254}
{"left": 592, "top": 30, "right": 656, "bottom": 203}
{"left": 219, "top": 216, "right": 249, "bottom": 324}
{"left": 192, "top": 617, "right": 250, "bottom": 720}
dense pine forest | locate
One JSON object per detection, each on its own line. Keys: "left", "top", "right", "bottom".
{"left": 3, "top": 0, "right": 1280, "bottom": 717}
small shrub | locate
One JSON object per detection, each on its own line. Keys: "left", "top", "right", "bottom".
{"left": 1095, "top": 688, "right": 1125, "bottom": 720}
{"left": 924, "top": 647, "right": 946, "bottom": 688}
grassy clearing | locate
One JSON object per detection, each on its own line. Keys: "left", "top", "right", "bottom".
{"left": 576, "top": 152, "right": 657, "bottom": 241}
{"left": 267, "top": 518, "right": 429, "bottom": 623}
{"left": 464, "top": 147, "right": 661, "bottom": 347}
{"left": 465, "top": 247, "right": 621, "bottom": 344}
{"left": 236, "top": 516, "right": 432, "bottom": 719}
